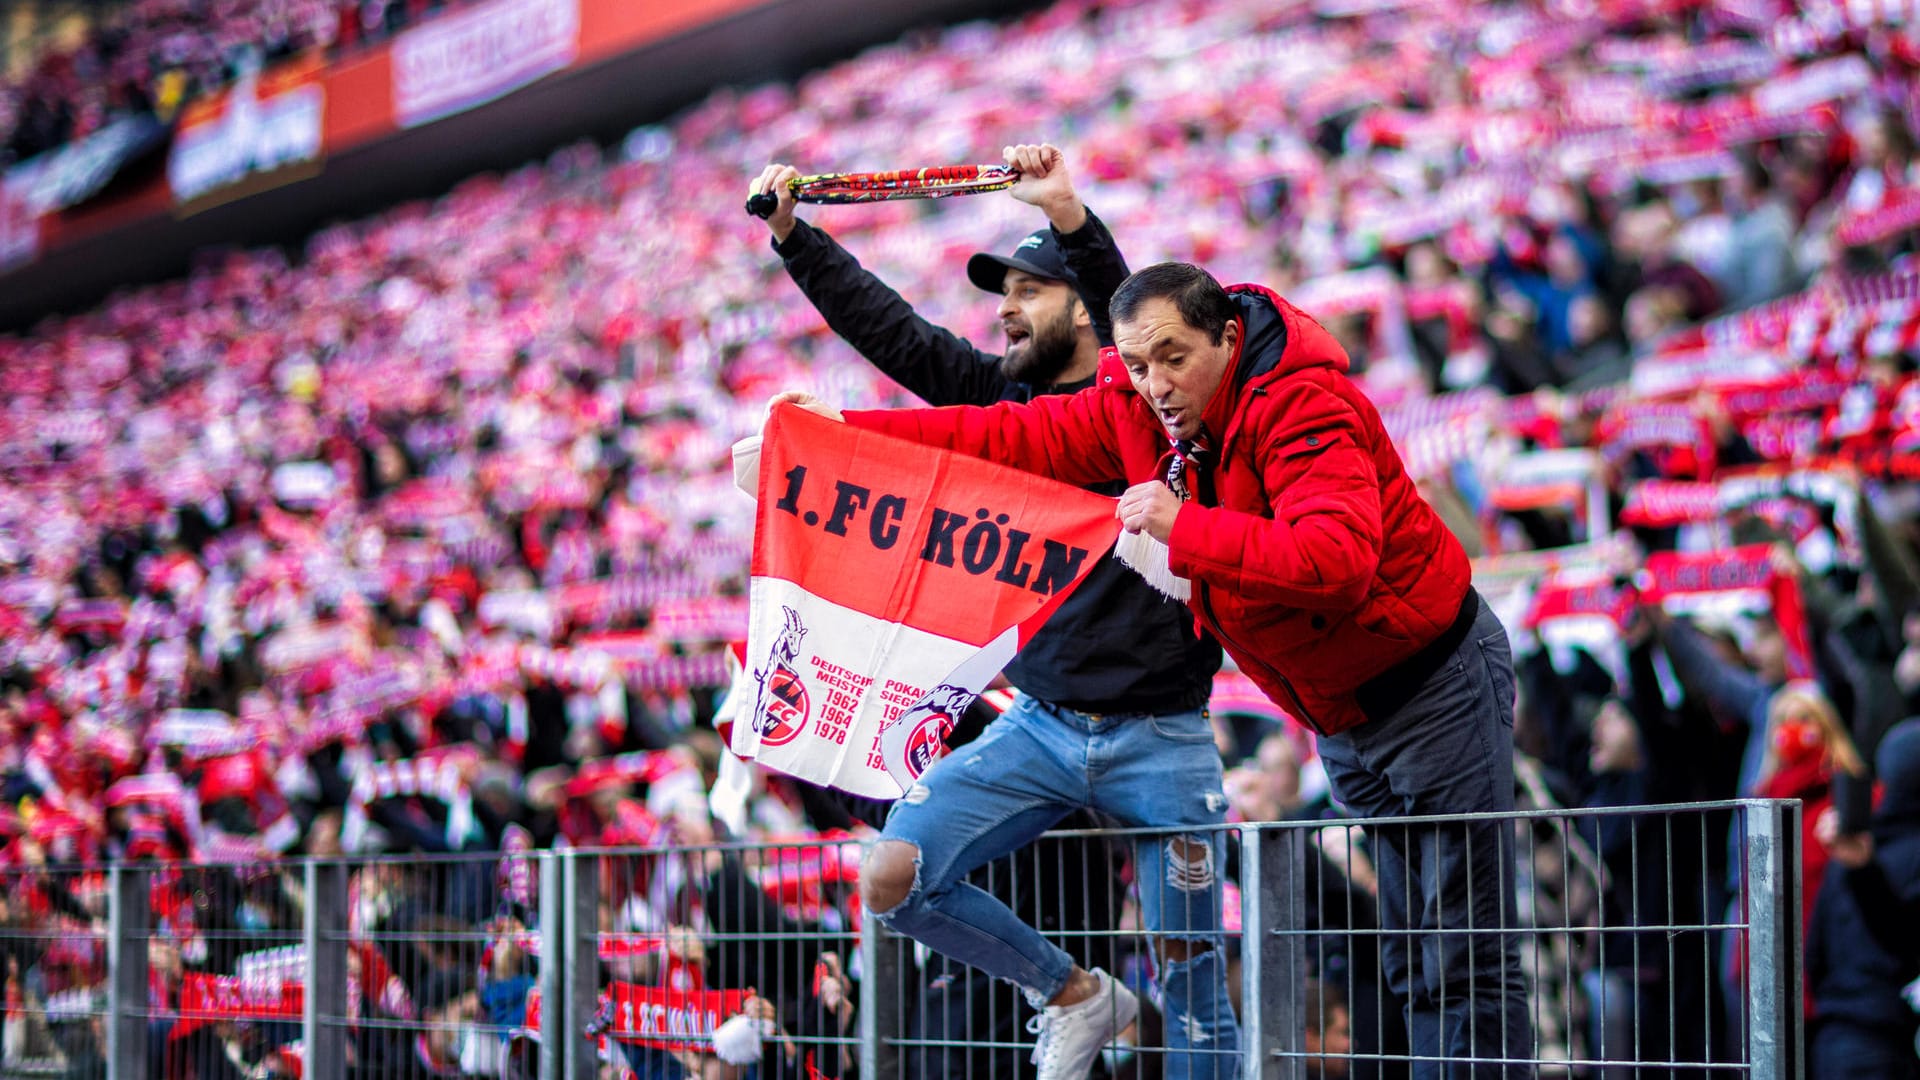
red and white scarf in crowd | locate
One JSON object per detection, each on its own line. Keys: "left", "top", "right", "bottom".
{"left": 1596, "top": 400, "right": 1717, "bottom": 477}
{"left": 145, "top": 708, "right": 256, "bottom": 760}
{"left": 105, "top": 773, "right": 202, "bottom": 855}
{"left": 722, "top": 405, "right": 1117, "bottom": 798}
{"left": 1485, "top": 448, "right": 1605, "bottom": 517}
{"left": 174, "top": 943, "right": 408, "bottom": 1035}
{"left": 753, "top": 832, "right": 864, "bottom": 920}
{"left": 1620, "top": 465, "right": 1857, "bottom": 538}
{"left": 1620, "top": 480, "right": 1722, "bottom": 528}
{"left": 1838, "top": 186, "right": 1920, "bottom": 249}
{"left": 341, "top": 748, "right": 478, "bottom": 852}
{"left": 1637, "top": 544, "right": 1817, "bottom": 680}
{"left": 173, "top": 970, "right": 304, "bottom": 1039}
{"left": 297, "top": 664, "right": 427, "bottom": 752}
{"left": 508, "top": 931, "right": 701, "bottom": 977}
{"left": 524, "top": 982, "right": 750, "bottom": 1054}
{"left": 555, "top": 573, "right": 709, "bottom": 627}
{"left": 1630, "top": 346, "right": 1792, "bottom": 401}
{"left": 1525, "top": 573, "right": 1638, "bottom": 683}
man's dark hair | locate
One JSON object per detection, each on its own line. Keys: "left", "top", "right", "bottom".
{"left": 1110, "top": 262, "right": 1237, "bottom": 345}
{"left": 1302, "top": 977, "right": 1347, "bottom": 1036}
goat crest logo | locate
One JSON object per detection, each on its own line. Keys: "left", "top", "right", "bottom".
{"left": 751, "top": 607, "right": 810, "bottom": 748}
{"left": 898, "top": 684, "right": 972, "bottom": 779}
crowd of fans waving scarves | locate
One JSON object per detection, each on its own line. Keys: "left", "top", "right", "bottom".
{"left": 0, "top": 0, "right": 1917, "bottom": 1075}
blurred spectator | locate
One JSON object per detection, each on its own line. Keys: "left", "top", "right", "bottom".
{"left": 1224, "top": 731, "right": 1307, "bottom": 825}
{"left": 1721, "top": 158, "right": 1801, "bottom": 311}
{"left": 1807, "top": 719, "right": 1920, "bottom": 1080}
{"left": 1840, "top": 107, "right": 1918, "bottom": 217}
{"left": 1490, "top": 224, "right": 1602, "bottom": 367}
{"left": 1302, "top": 978, "right": 1351, "bottom": 1080}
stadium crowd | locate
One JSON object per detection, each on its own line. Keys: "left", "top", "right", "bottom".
{"left": 0, "top": 0, "right": 481, "bottom": 166}
{"left": 1, "top": 0, "right": 1919, "bottom": 1075}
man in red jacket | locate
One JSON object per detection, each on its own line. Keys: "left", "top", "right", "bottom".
{"left": 777, "top": 262, "right": 1532, "bottom": 1077}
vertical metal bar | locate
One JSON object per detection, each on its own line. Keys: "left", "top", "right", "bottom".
{"left": 1239, "top": 825, "right": 1265, "bottom": 1080}
{"left": 1702, "top": 806, "right": 1715, "bottom": 1062}
{"left": 108, "top": 864, "right": 150, "bottom": 1080}
{"left": 1667, "top": 811, "right": 1678, "bottom": 1068}
{"left": 1560, "top": 814, "right": 1575, "bottom": 1075}
{"left": 539, "top": 853, "right": 563, "bottom": 1080}
{"left": 1744, "top": 801, "right": 1797, "bottom": 1079}
{"left": 1788, "top": 802, "right": 1806, "bottom": 1079}
{"left": 1241, "top": 823, "right": 1306, "bottom": 1080}
{"left": 304, "top": 860, "right": 349, "bottom": 1080}
{"left": 1595, "top": 812, "right": 1610, "bottom": 1066}
{"left": 1324, "top": 825, "right": 1338, "bottom": 1079}
{"left": 1527, "top": 816, "right": 1542, "bottom": 1078}
{"left": 1459, "top": 820, "right": 1472, "bottom": 1065}
{"left": 1631, "top": 807, "right": 1643, "bottom": 1069}
{"left": 859, "top": 852, "right": 902, "bottom": 1080}
{"left": 564, "top": 850, "right": 601, "bottom": 1080}
{"left": 1377, "top": 822, "right": 1390, "bottom": 1077}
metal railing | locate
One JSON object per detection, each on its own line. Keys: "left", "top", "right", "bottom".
{"left": 1234, "top": 800, "right": 1803, "bottom": 1080}
{"left": 0, "top": 801, "right": 1801, "bottom": 1078}
{"left": 0, "top": 864, "right": 109, "bottom": 1079}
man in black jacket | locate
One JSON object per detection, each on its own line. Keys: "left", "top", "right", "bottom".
{"left": 750, "top": 145, "right": 1231, "bottom": 1080}
{"left": 1809, "top": 717, "right": 1920, "bottom": 1080}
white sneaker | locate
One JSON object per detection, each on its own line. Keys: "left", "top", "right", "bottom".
{"left": 1027, "top": 969, "right": 1140, "bottom": 1080}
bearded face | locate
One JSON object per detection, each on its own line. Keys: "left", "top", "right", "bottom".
{"left": 996, "top": 272, "right": 1084, "bottom": 386}
{"left": 1002, "top": 298, "right": 1079, "bottom": 384}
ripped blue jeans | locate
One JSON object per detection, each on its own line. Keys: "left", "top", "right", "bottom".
{"left": 874, "top": 695, "right": 1240, "bottom": 1079}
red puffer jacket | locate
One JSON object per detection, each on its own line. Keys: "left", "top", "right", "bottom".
{"left": 845, "top": 284, "right": 1472, "bottom": 735}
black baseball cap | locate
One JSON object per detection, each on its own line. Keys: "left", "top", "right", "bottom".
{"left": 967, "top": 228, "right": 1076, "bottom": 294}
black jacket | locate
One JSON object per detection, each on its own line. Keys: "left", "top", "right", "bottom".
{"left": 775, "top": 214, "right": 1218, "bottom": 713}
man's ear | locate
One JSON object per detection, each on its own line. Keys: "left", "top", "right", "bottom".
{"left": 1220, "top": 314, "right": 1240, "bottom": 351}
{"left": 1070, "top": 295, "right": 1093, "bottom": 330}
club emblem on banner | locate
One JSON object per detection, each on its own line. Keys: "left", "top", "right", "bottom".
{"left": 751, "top": 607, "right": 810, "bottom": 748}
{"left": 895, "top": 684, "right": 971, "bottom": 780}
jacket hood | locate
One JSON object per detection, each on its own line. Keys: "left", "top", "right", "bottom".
{"left": 1228, "top": 284, "right": 1350, "bottom": 385}
{"left": 1193, "top": 285, "right": 1350, "bottom": 442}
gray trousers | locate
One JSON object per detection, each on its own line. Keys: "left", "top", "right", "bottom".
{"left": 1316, "top": 599, "right": 1534, "bottom": 1079}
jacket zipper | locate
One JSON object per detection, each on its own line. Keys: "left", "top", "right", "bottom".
{"left": 1189, "top": 386, "right": 1325, "bottom": 736}
{"left": 1194, "top": 579, "right": 1323, "bottom": 735}
{"left": 1191, "top": 377, "right": 1323, "bottom": 734}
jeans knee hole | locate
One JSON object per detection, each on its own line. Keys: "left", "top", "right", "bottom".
{"left": 866, "top": 843, "right": 923, "bottom": 917}
{"left": 1164, "top": 836, "right": 1215, "bottom": 892}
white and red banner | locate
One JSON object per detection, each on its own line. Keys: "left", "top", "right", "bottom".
{"left": 393, "top": 0, "right": 580, "bottom": 128}
{"left": 525, "top": 983, "right": 749, "bottom": 1051}
{"left": 167, "top": 57, "right": 326, "bottom": 207}
{"left": 728, "top": 406, "right": 1118, "bottom": 798}
{"left": 174, "top": 972, "right": 304, "bottom": 1038}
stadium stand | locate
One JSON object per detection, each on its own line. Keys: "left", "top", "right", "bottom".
{"left": 0, "top": 0, "right": 1916, "bottom": 1075}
